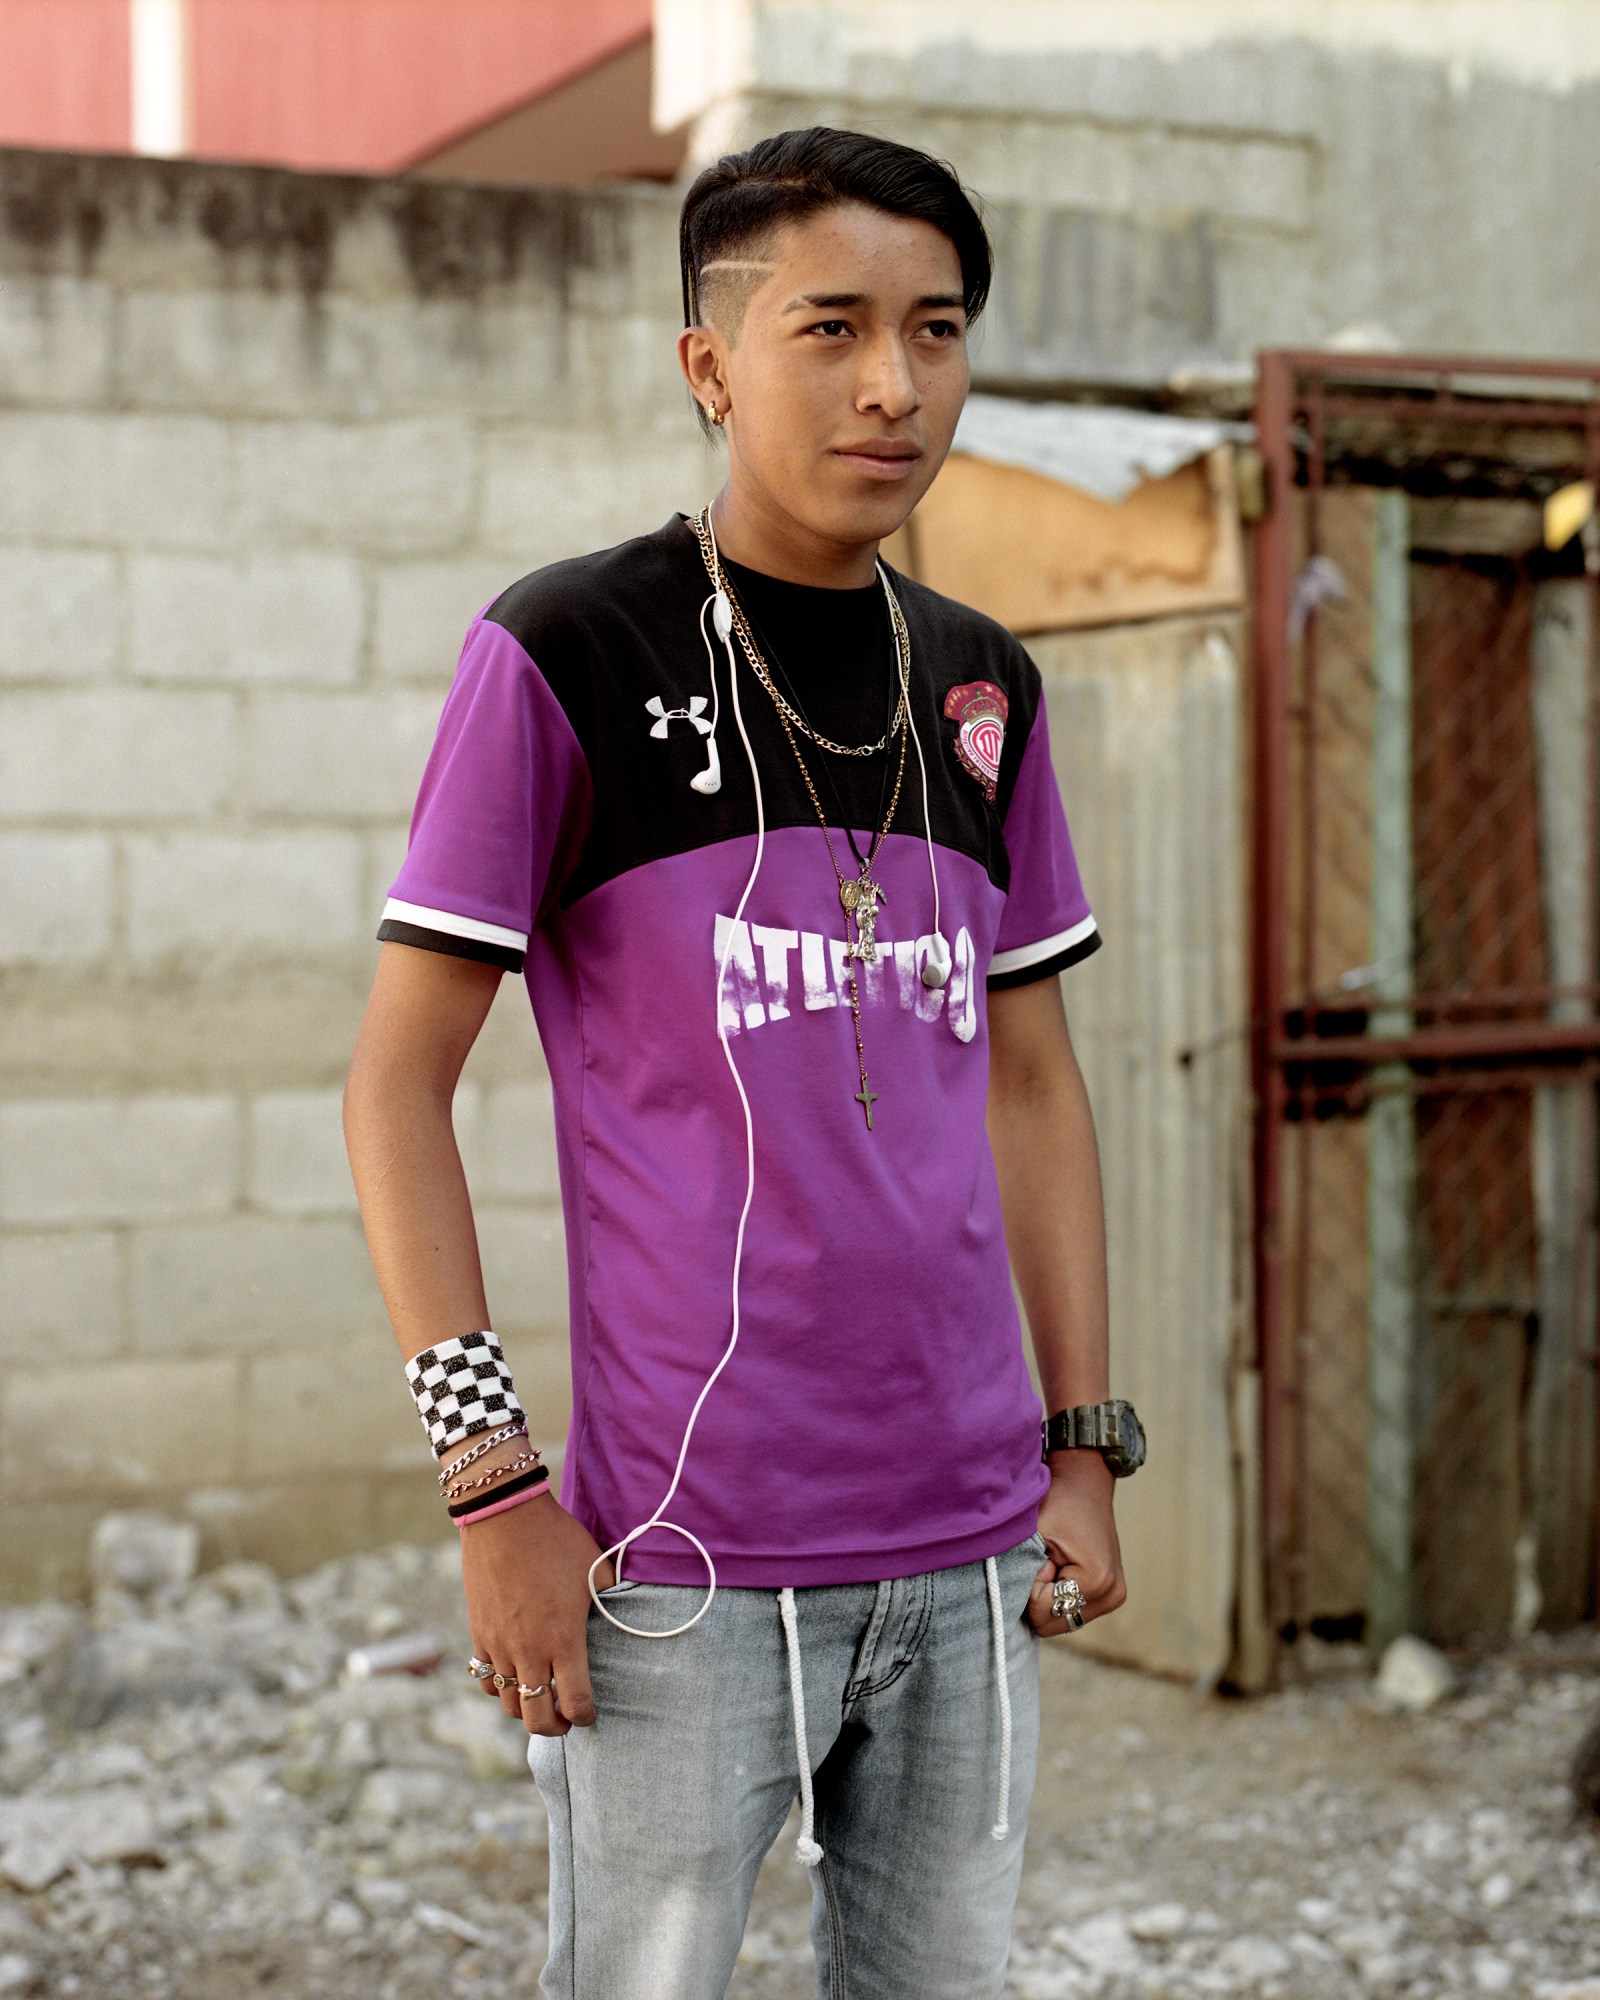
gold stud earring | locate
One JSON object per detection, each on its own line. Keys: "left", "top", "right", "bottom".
{"left": 707, "top": 401, "right": 725, "bottom": 427}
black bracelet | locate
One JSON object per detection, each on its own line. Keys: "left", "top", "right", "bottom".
{"left": 446, "top": 1465, "right": 551, "bottom": 1520}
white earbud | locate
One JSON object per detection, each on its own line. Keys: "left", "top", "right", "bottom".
{"left": 921, "top": 931, "right": 951, "bottom": 989}
{"left": 690, "top": 587, "right": 735, "bottom": 797}
{"left": 690, "top": 736, "right": 722, "bottom": 795}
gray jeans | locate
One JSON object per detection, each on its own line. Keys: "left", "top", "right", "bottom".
{"left": 526, "top": 1527, "right": 1045, "bottom": 2000}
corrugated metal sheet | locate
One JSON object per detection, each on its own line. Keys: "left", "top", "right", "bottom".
{"left": 1029, "top": 611, "right": 1251, "bottom": 1683}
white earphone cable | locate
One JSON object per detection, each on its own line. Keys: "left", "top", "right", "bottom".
{"left": 881, "top": 560, "right": 943, "bottom": 943}
{"left": 588, "top": 547, "right": 763, "bottom": 1639}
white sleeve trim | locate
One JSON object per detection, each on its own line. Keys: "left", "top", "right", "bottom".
{"left": 988, "top": 913, "right": 1099, "bottom": 977}
{"left": 380, "top": 897, "right": 528, "bottom": 952}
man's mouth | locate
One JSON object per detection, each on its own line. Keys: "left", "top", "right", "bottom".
{"left": 833, "top": 439, "right": 924, "bottom": 479}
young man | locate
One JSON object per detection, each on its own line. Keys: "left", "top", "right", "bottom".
{"left": 343, "top": 126, "right": 1142, "bottom": 2000}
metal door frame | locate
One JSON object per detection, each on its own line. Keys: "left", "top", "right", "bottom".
{"left": 1249, "top": 349, "right": 1600, "bottom": 1672}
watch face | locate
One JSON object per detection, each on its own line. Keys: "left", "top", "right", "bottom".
{"left": 1113, "top": 1404, "right": 1145, "bottom": 1471}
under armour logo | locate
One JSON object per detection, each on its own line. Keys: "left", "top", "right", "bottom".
{"left": 645, "top": 695, "right": 712, "bottom": 739}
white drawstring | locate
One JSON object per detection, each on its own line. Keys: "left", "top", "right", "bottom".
{"left": 983, "top": 1554, "right": 1013, "bottom": 1841}
{"left": 778, "top": 1587, "right": 824, "bottom": 1867}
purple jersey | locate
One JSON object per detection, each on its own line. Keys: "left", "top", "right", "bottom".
{"left": 378, "top": 516, "right": 1100, "bottom": 1586}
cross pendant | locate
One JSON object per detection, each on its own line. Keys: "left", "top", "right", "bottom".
{"left": 854, "top": 1083, "right": 878, "bottom": 1130}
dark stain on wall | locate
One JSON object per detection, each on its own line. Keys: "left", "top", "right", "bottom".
{"left": 1, "top": 152, "right": 108, "bottom": 269}
{"left": 0, "top": 145, "right": 628, "bottom": 303}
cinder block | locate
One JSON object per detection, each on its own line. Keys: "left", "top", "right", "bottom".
{"left": 0, "top": 1093, "right": 239, "bottom": 1226}
{"left": 561, "top": 186, "right": 682, "bottom": 323}
{"left": 124, "top": 832, "right": 364, "bottom": 961}
{"left": 0, "top": 689, "right": 234, "bottom": 822}
{"left": 0, "top": 272, "right": 115, "bottom": 405}
{"left": 371, "top": 560, "right": 518, "bottom": 681}
{"left": 481, "top": 1082, "right": 561, "bottom": 1202}
{"left": 0, "top": 412, "right": 234, "bottom": 548}
{"left": 364, "top": 824, "right": 413, "bottom": 919}
{"left": 183, "top": 1475, "right": 380, "bottom": 1578}
{"left": 362, "top": 294, "right": 566, "bottom": 419}
{"left": 559, "top": 312, "right": 702, "bottom": 439}
{"left": 128, "top": 552, "right": 365, "bottom": 684}
{"left": 234, "top": 419, "right": 476, "bottom": 555}
{"left": 480, "top": 420, "right": 715, "bottom": 563}
{"left": 1, "top": 1354, "right": 240, "bottom": 1497}
{"left": 0, "top": 550, "right": 118, "bottom": 681}
{"left": 0, "top": 833, "right": 114, "bottom": 967}
{"left": 474, "top": 1204, "right": 569, "bottom": 1333}
{"left": 115, "top": 288, "right": 367, "bottom": 418}
{"left": 243, "top": 691, "right": 445, "bottom": 819}
{"left": 239, "top": 1334, "right": 423, "bottom": 1481}
{"left": 129, "top": 1213, "right": 387, "bottom": 1351}
{"left": 246, "top": 1089, "right": 358, "bottom": 1214}
{"left": 0, "top": 1230, "right": 124, "bottom": 1361}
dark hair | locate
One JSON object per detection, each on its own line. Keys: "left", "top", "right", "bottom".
{"left": 679, "top": 123, "right": 992, "bottom": 356}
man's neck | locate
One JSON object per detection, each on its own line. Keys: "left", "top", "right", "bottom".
{"left": 707, "top": 485, "right": 880, "bottom": 589}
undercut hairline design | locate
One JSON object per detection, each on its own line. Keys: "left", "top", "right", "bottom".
{"left": 693, "top": 257, "right": 779, "bottom": 341}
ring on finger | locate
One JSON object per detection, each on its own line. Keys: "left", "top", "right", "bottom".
{"left": 468, "top": 1656, "right": 495, "bottom": 1681}
{"left": 516, "top": 1681, "right": 547, "bottom": 1702}
{"left": 1051, "top": 1578, "right": 1087, "bottom": 1624}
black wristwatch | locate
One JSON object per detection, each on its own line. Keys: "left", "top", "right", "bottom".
{"left": 1042, "top": 1399, "right": 1146, "bottom": 1477}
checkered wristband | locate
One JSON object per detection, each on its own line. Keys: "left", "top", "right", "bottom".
{"left": 404, "top": 1329, "right": 526, "bottom": 1461}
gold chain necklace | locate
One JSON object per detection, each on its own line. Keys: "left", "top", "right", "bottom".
{"left": 691, "top": 511, "right": 907, "bottom": 758}
{"left": 692, "top": 509, "right": 912, "bottom": 1130}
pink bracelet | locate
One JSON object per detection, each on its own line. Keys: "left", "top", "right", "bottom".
{"left": 455, "top": 1480, "right": 549, "bottom": 1530}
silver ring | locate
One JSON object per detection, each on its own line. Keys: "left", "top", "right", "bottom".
{"left": 516, "top": 1681, "right": 547, "bottom": 1701}
{"left": 468, "top": 1656, "right": 495, "bottom": 1680}
{"left": 1051, "top": 1578, "right": 1087, "bottom": 1623}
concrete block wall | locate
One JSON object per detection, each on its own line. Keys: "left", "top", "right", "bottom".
{"left": 0, "top": 147, "right": 719, "bottom": 1600}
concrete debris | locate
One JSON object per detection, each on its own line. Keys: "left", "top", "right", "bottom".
{"left": 1124, "top": 1902, "right": 1189, "bottom": 1943}
{"left": 88, "top": 1511, "right": 201, "bottom": 1616}
{"left": 1374, "top": 1633, "right": 1457, "bottom": 1711}
{"left": 0, "top": 1525, "right": 1594, "bottom": 1999}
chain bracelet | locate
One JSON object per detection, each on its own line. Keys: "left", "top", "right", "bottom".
{"left": 442, "top": 1446, "right": 544, "bottom": 1502}
{"left": 436, "top": 1420, "right": 528, "bottom": 1490}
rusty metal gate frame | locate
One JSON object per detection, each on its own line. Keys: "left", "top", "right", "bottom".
{"left": 1249, "top": 349, "right": 1600, "bottom": 1674}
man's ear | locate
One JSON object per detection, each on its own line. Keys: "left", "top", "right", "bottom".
{"left": 677, "top": 326, "right": 727, "bottom": 416}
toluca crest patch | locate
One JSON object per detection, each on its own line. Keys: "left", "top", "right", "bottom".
{"left": 942, "top": 680, "right": 1009, "bottom": 802}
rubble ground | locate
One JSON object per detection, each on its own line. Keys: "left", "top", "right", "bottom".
{"left": 0, "top": 1532, "right": 1597, "bottom": 2000}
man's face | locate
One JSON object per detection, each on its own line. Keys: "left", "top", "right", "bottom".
{"left": 701, "top": 202, "right": 971, "bottom": 550}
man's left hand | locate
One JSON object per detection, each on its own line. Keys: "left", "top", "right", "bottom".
{"left": 1026, "top": 1450, "right": 1127, "bottom": 1636}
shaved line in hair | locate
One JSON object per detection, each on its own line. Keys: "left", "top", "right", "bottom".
{"left": 693, "top": 256, "right": 778, "bottom": 342}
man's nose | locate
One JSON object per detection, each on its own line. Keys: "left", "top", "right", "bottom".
{"left": 856, "top": 335, "right": 921, "bottom": 419}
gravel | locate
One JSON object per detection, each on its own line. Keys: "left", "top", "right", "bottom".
{"left": 0, "top": 1524, "right": 1595, "bottom": 1999}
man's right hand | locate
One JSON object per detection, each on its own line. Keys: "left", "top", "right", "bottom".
{"left": 459, "top": 1492, "right": 616, "bottom": 1735}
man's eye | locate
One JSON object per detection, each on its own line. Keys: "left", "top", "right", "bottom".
{"left": 922, "top": 319, "right": 962, "bottom": 340}
{"left": 808, "top": 320, "right": 852, "bottom": 338}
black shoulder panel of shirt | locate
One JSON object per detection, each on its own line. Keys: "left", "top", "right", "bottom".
{"left": 481, "top": 514, "right": 1049, "bottom": 912}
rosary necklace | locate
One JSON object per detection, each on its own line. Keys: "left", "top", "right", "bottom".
{"left": 692, "top": 508, "right": 911, "bottom": 1130}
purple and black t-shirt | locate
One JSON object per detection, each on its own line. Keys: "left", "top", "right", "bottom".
{"left": 378, "top": 513, "right": 1100, "bottom": 1587}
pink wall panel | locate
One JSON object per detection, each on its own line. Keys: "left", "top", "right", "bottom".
{"left": 0, "top": 0, "right": 129, "bottom": 151}
{"left": 190, "top": 0, "right": 651, "bottom": 172}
